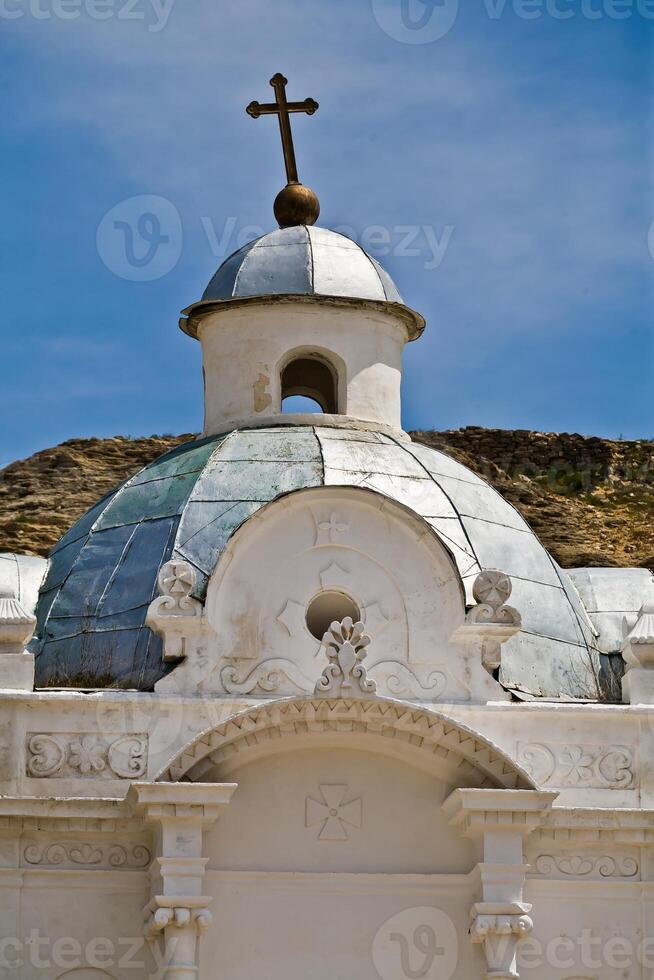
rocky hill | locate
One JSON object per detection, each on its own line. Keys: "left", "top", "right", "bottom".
{"left": 1, "top": 428, "right": 652, "bottom": 570}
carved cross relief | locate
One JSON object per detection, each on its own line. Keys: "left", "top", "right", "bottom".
{"left": 305, "top": 784, "right": 362, "bottom": 841}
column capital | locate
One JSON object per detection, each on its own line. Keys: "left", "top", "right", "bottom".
{"left": 442, "top": 788, "right": 557, "bottom": 839}
{"left": 128, "top": 781, "right": 237, "bottom": 826}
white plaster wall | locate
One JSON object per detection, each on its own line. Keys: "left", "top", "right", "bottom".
{"left": 201, "top": 871, "right": 484, "bottom": 980}
{"left": 204, "top": 746, "right": 474, "bottom": 875}
{"left": 522, "top": 881, "right": 653, "bottom": 978}
{"left": 196, "top": 301, "right": 407, "bottom": 433}
{"left": 4, "top": 871, "right": 151, "bottom": 980}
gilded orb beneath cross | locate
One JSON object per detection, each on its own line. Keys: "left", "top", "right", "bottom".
{"left": 274, "top": 181, "right": 320, "bottom": 228}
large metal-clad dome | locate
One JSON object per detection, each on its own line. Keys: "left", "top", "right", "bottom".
{"left": 32, "top": 425, "right": 598, "bottom": 696}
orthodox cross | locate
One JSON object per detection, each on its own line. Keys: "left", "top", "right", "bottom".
{"left": 246, "top": 73, "right": 319, "bottom": 185}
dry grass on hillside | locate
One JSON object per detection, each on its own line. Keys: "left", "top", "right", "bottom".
{"left": 1, "top": 428, "right": 652, "bottom": 571}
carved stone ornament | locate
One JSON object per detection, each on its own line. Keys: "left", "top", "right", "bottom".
{"left": 451, "top": 569, "right": 521, "bottom": 676}
{"left": 517, "top": 742, "right": 635, "bottom": 790}
{"left": 26, "top": 733, "right": 148, "bottom": 779}
{"left": 220, "top": 658, "right": 313, "bottom": 695}
{"left": 146, "top": 559, "right": 208, "bottom": 664}
{"left": 532, "top": 853, "right": 638, "bottom": 879}
{"left": 470, "top": 902, "right": 533, "bottom": 979}
{"left": 305, "top": 784, "right": 362, "bottom": 841}
{"left": 470, "top": 571, "right": 519, "bottom": 624}
{"left": 144, "top": 900, "right": 213, "bottom": 942}
{"left": 23, "top": 841, "right": 151, "bottom": 869}
{"left": 315, "top": 618, "right": 376, "bottom": 697}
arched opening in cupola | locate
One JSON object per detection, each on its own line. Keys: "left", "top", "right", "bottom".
{"left": 280, "top": 354, "right": 338, "bottom": 414}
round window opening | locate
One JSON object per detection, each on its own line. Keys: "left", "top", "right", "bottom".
{"left": 306, "top": 591, "right": 361, "bottom": 641}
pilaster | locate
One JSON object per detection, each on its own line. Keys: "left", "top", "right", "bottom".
{"left": 443, "top": 788, "right": 557, "bottom": 979}
{"left": 129, "top": 781, "right": 237, "bottom": 980}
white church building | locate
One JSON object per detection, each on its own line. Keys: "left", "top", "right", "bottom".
{"left": 1, "top": 74, "right": 653, "bottom": 980}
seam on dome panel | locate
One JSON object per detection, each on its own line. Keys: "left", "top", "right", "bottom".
{"left": 313, "top": 426, "right": 326, "bottom": 485}
{"left": 175, "top": 501, "right": 244, "bottom": 550}
{"left": 47, "top": 600, "right": 153, "bottom": 626}
{"left": 427, "top": 525, "right": 477, "bottom": 563}
{"left": 545, "top": 556, "right": 601, "bottom": 671}
{"left": 232, "top": 238, "right": 264, "bottom": 297}
{"left": 457, "top": 514, "right": 533, "bottom": 533}
{"left": 463, "top": 570, "right": 571, "bottom": 594}
{"left": 403, "top": 466, "right": 500, "bottom": 489}
{"left": 381, "top": 433, "right": 481, "bottom": 573}
{"left": 94, "top": 524, "right": 139, "bottom": 617}
{"left": 306, "top": 225, "right": 316, "bottom": 294}
{"left": 40, "top": 623, "right": 144, "bottom": 643}
{"left": 512, "top": 627, "right": 595, "bottom": 650}
{"left": 169, "top": 552, "right": 207, "bottom": 580}
{"left": 324, "top": 464, "right": 431, "bottom": 479}
{"left": 406, "top": 440, "right": 546, "bottom": 529}
{"left": 359, "top": 244, "right": 389, "bottom": 300}
{"left": 169, "top": 434, "right": 243, "bottom": 555}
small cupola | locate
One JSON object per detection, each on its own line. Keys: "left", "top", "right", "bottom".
{"left": 179, "top": 73, "right": 426, "bottom": 435}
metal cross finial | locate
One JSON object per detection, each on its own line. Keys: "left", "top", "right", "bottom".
{"left": 246, "top": 73, "right": 319, "bottom": 185}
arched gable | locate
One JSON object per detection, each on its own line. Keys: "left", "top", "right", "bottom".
{"left": 157, "top": 697, "right": 535, "bottom": 790}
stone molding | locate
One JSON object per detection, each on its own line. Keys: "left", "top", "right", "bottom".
{"left": 535, "top": 806, "right": 654, "bottom": 842}
{"left": 26, "top": 733, "right": 148, "bottom": 779}
{"left": 157, "top": 697, "right": 536, "bottom": 790}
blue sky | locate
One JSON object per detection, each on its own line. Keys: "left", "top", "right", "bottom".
{"left": 1, "top": 0, "right": 652, "bottom": 466}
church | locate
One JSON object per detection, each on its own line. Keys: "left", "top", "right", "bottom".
{"left": 1, "top": 73, "right": 653, "bottom": 980}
